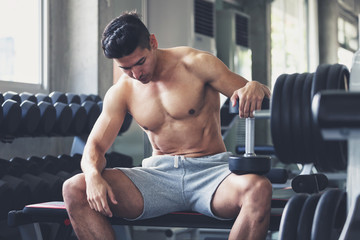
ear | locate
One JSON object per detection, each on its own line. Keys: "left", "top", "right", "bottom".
{"left": 149, "top": 34, "right": 158, "bottom": 49}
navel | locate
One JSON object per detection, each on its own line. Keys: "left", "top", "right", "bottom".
{"left": 143, "top": 126, "right": 148, "bottom": 130}
{"left": 188, "top": 109, "right": 195, "bottom": 115}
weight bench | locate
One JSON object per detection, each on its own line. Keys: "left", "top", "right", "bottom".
{"left": 7, "top": 141, "right": 289, "bottom": 240}
{"left": 8, "top": 198, "right": 287, "bottom": 240}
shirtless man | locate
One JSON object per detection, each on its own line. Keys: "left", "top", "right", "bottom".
{"left": 63, "top": 12, "right": 272, "bottom": 240}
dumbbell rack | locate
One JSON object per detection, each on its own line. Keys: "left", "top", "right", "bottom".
{"left": 273, "top": 60, "right": 360, "bottom": 239}
{"left": 307, "top": 90, "right": 360, "bottom": 240}
{"left": 310, "top": 56, "right": 360, "bottom": 239}
{"left": 0, "top": 91, "right": 134, "bottom": 240}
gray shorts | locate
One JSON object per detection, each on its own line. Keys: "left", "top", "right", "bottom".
{"left": 117, "top": 152, "right": 232, "bottom": 221}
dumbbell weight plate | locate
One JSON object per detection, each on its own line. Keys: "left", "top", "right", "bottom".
{"left": 22, "top": 173, "right": 52, "bottom": 203}
{"left": 19, "top": 100, "right": 41, "bottom": 135}
{"left": 311, "top": 65, "right": 334, "bottom": 171}
{"left": 0, "top": 180, "right": 13, "bottom": 220}
{"left": 323, "top": 64, "right": 349, "bottom": 171}
{"left": 53, "top": 102, "right": 72, "bottom": 135}
{"left": 312, "top": 64, "right": 349, "bottom": 171}
{"left": 79, "top": 94, "right": 93, "bottom": 103}
{"left": 301, "top": 73, "right": 316, "bottom": 164}
{"left": 291, "top": 73, "right": 307, "bottom": 163}
{"left": 311, "top": 64, "right": 331, "bottom": 99}
{"left": 326, "top": 64, "right": 349, "bottom": 90}
{"left": 49, "top": 91, "right": 68, "bottom": 104}
{"left": 35, "top": 93, "right": 52, "bottom": 104}
{"left": 3, "top": 91, "right": 21, "bottom": 104}
{"left": 19, "top": 92, "right": 37, "bottom": 104}
{"left": 82, "top": 101, "right": 101, "bottom": 134}
{"left": 11, "top": 156, "right": 64, "bottom": 202}
{"left": 278, "top": 193, "right": 308, "bottom": 240}
{"left": 27, "top": 156, "right": 57, "bottom": 175}
{"left": 57, "top": 154, "right": 81, "bottom": 173}
{"left": 0, "top": 100, "right": 3, "bottom": 128}
{"left": 297, "top": 194, "right": 321, "bottom": 240}
{"left": 1, "top": 99, "right": 21, "bottom": 135}
{"left": 69, "top": 103, "right": 87, "bottom": 135}
{"left": 281, "top": 74, "right": 298, "bottom": 163}
{"left": 89, "top": 94, "right": 102, "bottom": 103}
{"left": 1, "top": 175, "right": 32, "bottom": 209}
{"left": 119, "top": 112, "right": 133, "bottom": 135}
{"left": 38, "top": 172, "right": 64, "bottom": 201}
{"left": 229, "top": 155, "right": 271, "bottom": 175}
{"left": 311, "top": 189, "right": 347, "bottom": 240}
{"left": 0, "top": 93, "right": 4, "bottom": 104}
{"left": 105, "top": 151, "right": 133, "bottom": 168}
{"left": 66, "top": 93, "right": 81, "bottom": 104}
{"left": 37, "top": 101, "right": 56, "bottom": 135}
{"left": 10, "top": 157, "right": 39, "bottom": 176}
{"left": 271, "top": 74, "right": 287, "bottom": 163}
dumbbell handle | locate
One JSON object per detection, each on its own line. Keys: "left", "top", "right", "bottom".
{"left": 253, "top": 109, "right": 271, "bottom": 119}
{"left": 229, "top": 97, "right": 270, "bottom": 156}
{"left": 245, "top": 118, "right": 256, "bottom": 157}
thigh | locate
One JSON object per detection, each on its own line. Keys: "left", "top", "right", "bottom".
{"left": 118, "top": 166, "right": 187, "bottom": 220}
{"left": 211, "top": 173, "right": 271, "bottom": 219}
{"left": 101, "top": 169, "right": 144, "bottom": 219}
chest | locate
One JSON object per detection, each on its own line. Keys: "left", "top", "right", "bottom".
{"left": 128, "top": 76, "right": 214, "bottom": 131}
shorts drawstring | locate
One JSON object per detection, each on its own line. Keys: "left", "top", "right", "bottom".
{"left": 174, "top": 155, "right": 185, "bottom": 168}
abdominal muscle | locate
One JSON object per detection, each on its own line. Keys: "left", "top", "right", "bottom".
{"left": 145, "top": 112, "right": 227, "bottom": 158}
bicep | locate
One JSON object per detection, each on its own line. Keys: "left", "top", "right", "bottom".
{"left": 86, "top": 86, "right": 128, "bottom": 154}
{"left": 210, "top": 68, "right": 249, "bottom": 98}
{"left": 196, "top": 53, "right": 249, "bottom": 98}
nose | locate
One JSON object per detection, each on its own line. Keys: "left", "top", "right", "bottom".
{"left": 132, "top": 67, "right": 142, "bottom": 80}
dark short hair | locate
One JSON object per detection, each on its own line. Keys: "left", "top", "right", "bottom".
{"left": 101, "top": 11, "right": 150, "bottom": 59}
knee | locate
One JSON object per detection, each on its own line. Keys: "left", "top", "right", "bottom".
{"left": 62, "top": 174, "right": 86, "bottom": 206}
{"left": 253, "top": 175, "right": 272, "bottom": 197}
{"left": 241, "top": 175, "right": 272, "bottom": 205}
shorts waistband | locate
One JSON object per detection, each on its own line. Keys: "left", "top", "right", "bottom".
{"left": 142, "top": 152, "right": 231, "bottom": 168}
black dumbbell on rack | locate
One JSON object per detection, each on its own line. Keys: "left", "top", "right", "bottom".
{"left": 0, "top": 159, "right": 32, "bottom": 209}
{"left": 0, "top": 179, "right": 13, "bottom": 221}
{"left": 3, "top": 91, "right": 41, "bottom": 136}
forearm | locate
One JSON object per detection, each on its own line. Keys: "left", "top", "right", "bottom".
{"left": 81, "top": 142, "right": 107, "bottom": 179}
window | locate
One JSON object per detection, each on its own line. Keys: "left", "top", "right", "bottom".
{"left": 337, "top": 16, "right": 358, "bottom": 69}
{"left": 0, "top": 0, "right": 46, "bottom": 91}
{"left": 271, "top": 0, "right": 310, "bottom": 86}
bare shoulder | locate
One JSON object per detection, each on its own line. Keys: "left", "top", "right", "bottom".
{"left": 170, "top": 47, "right": 214, "bottom": 62}
{"left": 103, "top": 75, "right": 132, "bottom": 113}
{"left": 171, "top": 47, "right": 228, "bottom": 82}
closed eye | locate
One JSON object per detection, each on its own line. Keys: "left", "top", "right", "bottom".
{"left": 120, "top": 66, "right": 131, "bottom": 70}
{"left": 136, "top": 57, "right": 146, "bottom": 66}
{"left": 119, "top": 57, "right": 146, "bottom": 70}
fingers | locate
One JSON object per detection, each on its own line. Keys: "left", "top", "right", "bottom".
{"left": 255, "top": 98, "right": 262, "bottom": 112}
{"left": 239, "top": 96, "right": 264, "bottom": 118}
{"left": 239, "top": 96, "right": 248, "bottom": 118}
{"left": 230, "top": 91, "right": 239, "bottom": 107}
{"left": 108, "top": 188, "right": 118, "bottom": 205}
{"left": 266, "top": 88, "right": 271, "bottom": 98}
{"left": 87, "top": 188, "right": 116, "bottom": 217}
{"left": 235, "top": 81, "right": 271, "bottom": 118}
{"left": 102, "top": 198, "right": 113, "bottom": 217}
{"left": 88, "top": 195, "right": 114, "bottom": 217}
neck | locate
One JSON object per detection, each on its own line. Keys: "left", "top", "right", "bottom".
{"left": 152, "top": 49, "right": 176, "bottom": 80}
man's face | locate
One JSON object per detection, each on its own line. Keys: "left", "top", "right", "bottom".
{"left": 115, "top": 45, "right": 155, "bottom": 84}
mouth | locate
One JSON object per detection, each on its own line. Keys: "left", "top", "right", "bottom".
{"left": 138, "top": 75, "right": 150, "bottom": 84}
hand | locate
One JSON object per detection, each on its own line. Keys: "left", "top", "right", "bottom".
{"left": 230, "top": 81, "right": 271, "bottom": 118}
{"left": 85, "top": 174, "right": 118, "bottom": 217}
